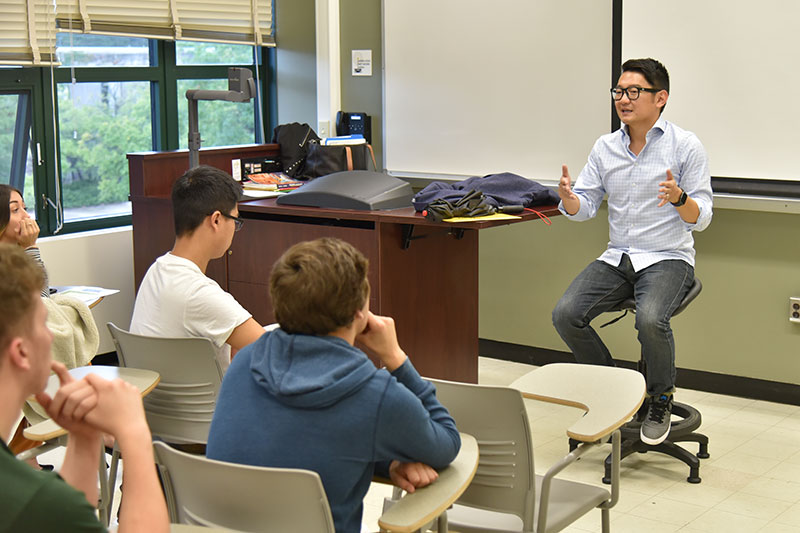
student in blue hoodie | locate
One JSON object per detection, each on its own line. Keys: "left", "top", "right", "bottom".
{"left": 206, "top": 237, "right": 461, "bottom": 533}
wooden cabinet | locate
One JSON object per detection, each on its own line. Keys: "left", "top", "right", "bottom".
{"left": 226, "top": 217, "right": 380, "bottom": 325}
{"left": 130, "top": 145, "right": 559, "bottom": 383}
{"left": 128, "top": 144, "right": 280, "bottom": 290}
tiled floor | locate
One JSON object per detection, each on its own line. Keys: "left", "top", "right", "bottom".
{"left": 36, "top": 356, "right": 800, "bottom": 532}
{"left": 361, "top": 357, "right": 800, "bottom": 532}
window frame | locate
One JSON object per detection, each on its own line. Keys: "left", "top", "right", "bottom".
{"left": 1, "top": 39, "right": 274, "bottom": 237}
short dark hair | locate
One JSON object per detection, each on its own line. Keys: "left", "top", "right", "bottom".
{"left": 171, "top": 166, "right": 242, "bottom": 237}
{"left": 0, "top": 244, "right": 44, "bottom": 352}
{"left": 622, "top": 58, "right": 670, "bottom": 114}
{"left": 0, "top": 184, "right": 23, "bottom": 236}
{"left": 270, "top": 238, "right": 370, "bottom": 335}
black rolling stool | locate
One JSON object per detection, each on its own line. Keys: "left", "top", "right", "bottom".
{"left": 572, "top": 278, "right": 710, "bottom": 483}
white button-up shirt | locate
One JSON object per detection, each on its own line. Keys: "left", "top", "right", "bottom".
{"left": 560, "top": 117, "right": 713, "bottom": 270}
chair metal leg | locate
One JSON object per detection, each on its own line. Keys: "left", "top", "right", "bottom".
{"left": 601, "top": 508, "right": 610, "bottom": 533}
{"left": 105, "top": 444, "right": 122, "bottom": 524}
{"left": 98, "top": 443, "right": 111, "bottom": 525}
{"left": 677, "top": 432, "right": 710, "bottom": 459}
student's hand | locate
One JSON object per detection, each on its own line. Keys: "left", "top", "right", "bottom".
{"left": 558, "top": 165, "right": 580, "bottom": 214}
{"left": 389, "top": 461, "right": 439, "bottom": 494}
{"left": 36, "top": 362, "right": 100, "bottom": 441}
{"left": 658, "top": 169, "right": 682, "bottom": 207}
{"left": 356, "top": 312, "right": 407, "bottom": 372}
{"left": 17, "top": 218, "right": 40, "bottom": 248}
{"left": 80, "top": 372, "right": 150, "bottom": 445}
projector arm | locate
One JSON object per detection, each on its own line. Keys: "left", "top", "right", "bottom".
{"left": 186, "top": 67, "right": 256, "bottom": 169}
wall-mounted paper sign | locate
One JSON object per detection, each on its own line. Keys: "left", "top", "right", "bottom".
{"left": 352, "top": 49, "right": 372, "bottom": 76}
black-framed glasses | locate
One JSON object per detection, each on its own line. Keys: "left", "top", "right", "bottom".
{"left": 610, "top": 86, "right": 661, "bottom": 101}
{"left": 220, "top": 212, "right": 244, "bottom": 231}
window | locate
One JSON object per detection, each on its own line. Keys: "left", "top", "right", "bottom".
{"left": 57, "top": 33, "right": 150, "bottom": 67}
{"left": 0, "top": 90, "right": 37, "bottom": 216}
{"left": 0, "top": 36, "right": 273, "bottom": 236}
{"left": 177, "top": 78, "right": 256, "bottom": 150}
{"left": 57, "top": 80, "right": 152, "bottom": 221}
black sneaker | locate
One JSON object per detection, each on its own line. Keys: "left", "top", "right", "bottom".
{"left": 640, "top": 394, "right": 673, "bottom": 445}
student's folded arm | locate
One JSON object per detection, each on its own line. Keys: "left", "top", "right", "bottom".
{"left": 226, "top": 317, "right": 265, "bottom": 351}
{"left": 374, "top": 360, "right": 461, "bottom": 469}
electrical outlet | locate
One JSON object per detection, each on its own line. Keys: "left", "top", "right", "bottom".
{"left": 790, "top": 297, "right": 800, "bottom": 323}
{"left": 318, "top": 120, "right": 329, "bottom": 138}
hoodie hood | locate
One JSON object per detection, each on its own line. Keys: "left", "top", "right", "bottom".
{"left": 249, "top": 328, "right": 379, "bottom": 409}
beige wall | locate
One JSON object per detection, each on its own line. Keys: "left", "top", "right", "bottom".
{"left": 274, "top": 0, "right": 317, "bottom": 127}
{"left": 339, "top": 0, "right": 383, "bottom": 168}
{"left": 38, "top": 226, "right": 136, "bottom": 355}
{"left": 479, "top": 207, "right": 800, "bottom": 385}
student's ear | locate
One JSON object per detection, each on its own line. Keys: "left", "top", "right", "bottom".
{"left": 208, "top": 210, "right": 223, "bottom": 231}
{"left": 5, "top": 338, "right": 31, "bottom": 371}
{"left": 353, "top": 308, "right": 368, "bottom": 333}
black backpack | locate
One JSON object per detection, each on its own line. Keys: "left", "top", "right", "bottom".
{"left": 271, "top": 123, "right": 321, "bottom": 177}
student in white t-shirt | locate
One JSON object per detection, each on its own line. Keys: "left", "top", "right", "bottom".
{"left": 130, "top": 165, "right": 265, "bottom": 371}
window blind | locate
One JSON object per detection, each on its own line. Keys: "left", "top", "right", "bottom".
{"left": 0, "top": 0, "right": 58, "bottom": 65}
{"left": 55, "top": 0, "right": 274, "bottom": 45}
{"left": 0, "top": 0, "right": 273, "bottom": 65}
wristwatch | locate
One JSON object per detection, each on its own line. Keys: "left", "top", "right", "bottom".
{"left": 671, "top": 189, "right": 688, "bottom": 207}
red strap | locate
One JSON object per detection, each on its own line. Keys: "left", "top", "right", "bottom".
{"left": 523, "top": 207, "right": 552, "bottom": 226}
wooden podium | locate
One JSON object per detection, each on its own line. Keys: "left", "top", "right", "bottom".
{"left": 129, "top": 145, "right": 559, "bottom": 383}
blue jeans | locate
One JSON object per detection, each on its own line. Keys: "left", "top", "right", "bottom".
{"left": 552, "top": 255, "right": 694, "bottom": 396}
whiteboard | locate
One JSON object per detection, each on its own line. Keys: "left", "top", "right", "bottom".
{"left": 624, "top": 1, "right": 800, "bottom": 181}
{"left": 382, "top": 0, "right": 613, "bottom": 182}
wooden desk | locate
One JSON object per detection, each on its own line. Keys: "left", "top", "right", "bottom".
{"left": 378, "top": 433, "right": 478, "bottom": 533}
{"left": 128, "top": 145, "right": 559, "bottom": 382}
{"left": 230, "top": 199, "right": 559, "bottom": 383}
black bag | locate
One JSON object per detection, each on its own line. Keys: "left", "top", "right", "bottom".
{"left": 271, "top": 123, "right": 320, "bottom": 177}
{"left": 303, "top": 142, "right": 376, "bottom": 179}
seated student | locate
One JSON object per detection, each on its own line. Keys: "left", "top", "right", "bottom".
{"left": 130, "top": 165, "right": 265, "bottom": 371}
{"left": 0, "top": 184, "right": 49, "bottom": 297}
{"left": 0, "top": 244, "right": 169, "bottom": 533}
{"left": 207, "top": 238, "right": 461, "bottom": 533}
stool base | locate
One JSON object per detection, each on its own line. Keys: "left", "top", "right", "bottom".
{"left": 570, "top": 402, "right": 710, "bottom": 484}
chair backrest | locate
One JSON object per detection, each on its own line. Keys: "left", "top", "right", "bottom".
{"left": 428, "top": 378, "right": 536, "bottom": 530}
{"left": 153, "top": 441, "right": 336, "bottom": 533}
{"left": 107, "top": 322, "right": 224, "bottom": 444}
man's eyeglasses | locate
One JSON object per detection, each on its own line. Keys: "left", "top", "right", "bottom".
{"left": 610, "top": 86, "right": 661, "bottom": 101}
{"left": 221, "top": 212, "right": 244, "bottom": 232}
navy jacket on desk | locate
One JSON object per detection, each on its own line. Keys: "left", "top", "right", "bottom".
{"left": 412, "top": 171, "right": 560, "bottom": 211}
{"left": 206, "top": 329, "right": 461, "bottom": 533}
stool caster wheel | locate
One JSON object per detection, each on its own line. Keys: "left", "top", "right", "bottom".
{"left": 697, "top": 451, "right": 710, "bottom": 459}
{"left": 602, "top": 476, "right": 611, "bottom": 485}
{"left": 687, "top": 475, "right": 701, "bottom": 484}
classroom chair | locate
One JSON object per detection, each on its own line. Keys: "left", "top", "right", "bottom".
{"left": 416, "top": 377, "right": 637, "bottom": 533}
{"left": 106, "top": 323, "right": 225, "bottom": 516}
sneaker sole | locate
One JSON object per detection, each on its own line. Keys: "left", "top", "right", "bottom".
{"left": 640, "top": 425, "right": 671, "bottom": 445}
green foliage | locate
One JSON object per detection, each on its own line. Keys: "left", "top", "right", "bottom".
{"left": 176, "top": 42, "right": 254, "bottom": 65}
{"left": 178, "top": 78, "right": 256, "bottom": 150}
{"left": 57, "top": 81, "right": 152, "bottom": 207}
{"left": 0, "top": 93, "right": 36, "bottom": 208}
{"left": 0, "top": 94, "right": 16, "bottom": 181}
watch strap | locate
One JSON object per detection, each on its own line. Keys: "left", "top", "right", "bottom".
{"left": 671, "top": 190, "right": 688, "bottom": 207}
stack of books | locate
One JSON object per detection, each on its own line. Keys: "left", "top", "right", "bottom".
{"left": 320, "top": 135, "right": 366, "bottom": 146}
{"left": 243, "top": 172, "right": 305, "bottom": 192}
